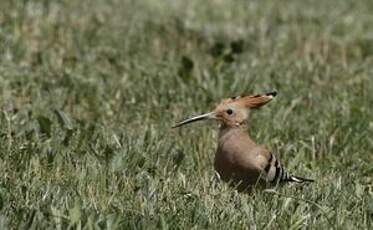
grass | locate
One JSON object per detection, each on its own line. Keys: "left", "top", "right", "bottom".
{"left": 0, "top": 0, "right": 372, "bottom": 229}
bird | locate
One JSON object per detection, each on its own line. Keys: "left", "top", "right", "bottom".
{"left": 173, "top": 91, "right": 314, "bottom": 191}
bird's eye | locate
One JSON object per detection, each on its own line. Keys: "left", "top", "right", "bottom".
{"left": 226, "top": 109, "right": 233, "bottom": 115}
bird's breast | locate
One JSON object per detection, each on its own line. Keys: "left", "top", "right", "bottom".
{"left": 214, "top": 138, "right": 260, "bottom": 185}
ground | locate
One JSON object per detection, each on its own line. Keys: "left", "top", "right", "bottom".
{"left": 0, "top": 0, "right": 372, "bottom": 229}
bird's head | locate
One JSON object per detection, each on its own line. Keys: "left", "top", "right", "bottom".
{"left": 173, "top": 91, "right": 277, "bottom": 128}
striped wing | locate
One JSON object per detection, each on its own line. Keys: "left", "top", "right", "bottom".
{"left": 263, "top": 152, "right": 314, "bottom": 184}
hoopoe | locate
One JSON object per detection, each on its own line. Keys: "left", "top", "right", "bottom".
{"left": 173, "top": 91, "right": 313, "bottom": 191}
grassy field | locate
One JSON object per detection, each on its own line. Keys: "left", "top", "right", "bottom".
{"left": 0, "top": 0, "right": 372, "bottom": 229}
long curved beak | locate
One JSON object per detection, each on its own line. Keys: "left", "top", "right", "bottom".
{"left": 172, "top": 112, "right": 215, "bottom": 128}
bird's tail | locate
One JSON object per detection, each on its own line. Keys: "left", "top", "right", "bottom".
{"left": 275, "top": 166, "right": 315, "bottom": 183}
{"left": 286, "top": 175, "right": 314, "bottom": 183}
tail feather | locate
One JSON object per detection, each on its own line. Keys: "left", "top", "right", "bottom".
{"left": 286, "top": 175, "right": 314, "bottom": 183}
{"left": 275, "top": 166, "right": 314, "bottom": 183}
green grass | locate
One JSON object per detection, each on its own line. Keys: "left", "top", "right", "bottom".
{"left": 0, "top": 0, "right": 372, "bottom": 229}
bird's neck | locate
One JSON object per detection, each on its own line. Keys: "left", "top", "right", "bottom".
{"left": 218, "top": 123, "right": 250, "bottom": 140}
